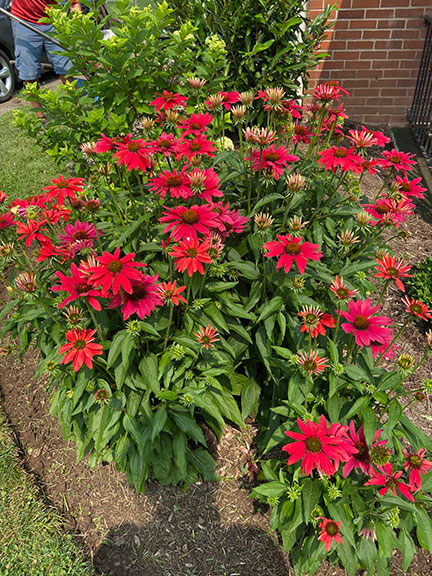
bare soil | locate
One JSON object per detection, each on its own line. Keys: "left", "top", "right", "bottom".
{"left": 0, "top": 169, "right": 432, "bottom": 576}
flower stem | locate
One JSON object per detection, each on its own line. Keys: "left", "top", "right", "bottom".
{"left": 375, "top": 318, "right": 411, "bottom": 365}
{"left": 163, "top": 304, "right": 174, "bottom": 352}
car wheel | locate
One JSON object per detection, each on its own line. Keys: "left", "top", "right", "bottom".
{"left": 0, "top": 48, "right": 16, "bottom": 103}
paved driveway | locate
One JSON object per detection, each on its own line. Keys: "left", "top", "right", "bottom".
{"left": 0, "top": 72, "right": 62, "bottom": 115}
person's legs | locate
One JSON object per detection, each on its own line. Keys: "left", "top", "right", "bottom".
{"left": 11, "top": 20, "right": 44, "bottom": 117}
{"left": 42, "top": 25, "right": 73, "bottom": 82}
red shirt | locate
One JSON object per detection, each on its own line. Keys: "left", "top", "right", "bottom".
{"left": 11, "top": 0, "right": 56, "bottom": 24}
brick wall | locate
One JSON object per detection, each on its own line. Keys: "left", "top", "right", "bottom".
{"left": 307, "top": 0, "right": 431, "bottom": 127}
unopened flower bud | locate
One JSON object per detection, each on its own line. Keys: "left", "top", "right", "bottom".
{"left": 286, "top": 173, "right": 305, "bottom": 192}
{"left": 254, "top": 212, "right": 273, "bottom": 231}
{"left": 397, "top": 353, "right": 414, "bottom": 370}
{"left": 356, "top": 211, "right": 371, "bottom": 226}
{"left": 370, "top": 444, "right": 392, "bottom": 466}
{"left": 239, "top": 91, "right": 254, "bottom": 106}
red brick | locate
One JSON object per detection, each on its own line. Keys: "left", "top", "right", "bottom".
{"left": 402, "top": 39, "right": 427, "bottom": 49}
{"left": 395, "top": 7, "right": 427, "bottom": 18}
{"left": 363, "top": 115, "right": 391, "bottom": 124}
{"left": 338, "top": 9, "right": 365, "bottom": 19}
{"left": 351, "top": 88, "right": 381, "bottom": 96}
{"left": 365, "top": 9, "right": 395, "bottom": 18}
{"left": 362, "top": 30, "right": 390, "bottom": 39}
{"left": 373, "top": 59, "right": 410, "bottom": 69}
{"left": 410, "top": 0, "right": 432, "bottom": 6}
{"left": 350, "top": 19, "right": 378, "bottom": 29}
{"left": 356, "top": 69, "right": 383, "bottom": 78}
{"left": 325, "top": 41, "right": 348, "bottom": 51}
{"left": 380, "top": 0, "right": 412, "bottom": 6}
{"left": 356, "top": 0, "right": 387, "bottom": 7}
{"left": 378, "top": 19, "right": 406, "bottom": 29}
{"left": 375, "top": 40, "right": 403, "bottom": 49}
{"left": 346, "top": 40, "right": 375, "bottom": 50}
{"left": 404, "top": 18, "right": 427, "bottom": 29}
{"left": 360, "top": 50, "right": 388, "bottom": 59}
{"left": 397, "top": 79, "right": 415, "bottom": 87}
{"left": 335, "top": 30, "right": 363, "bottom": 40}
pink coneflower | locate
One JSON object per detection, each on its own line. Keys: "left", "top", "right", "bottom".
{"left": 359, "top": 526, "right": 376, "bottom": 541}
{"left": 365, "top": 463, "right": 414, "bottom": 501}
{"left": 243, "top": 127, "right": 277, "bottom": 146}
{"left": 361, "top": 126, "right": 390, "bottom": 147}
{"left": 402, "top": 296, "right": 432, "bottom": 321}
{"left": 194, "top": 324, "right": 219, "bottom": 349}
{"left": 178, "top": 112, "right": 213, "bottom": 136}
{"left": 149, "top": 169, "right": 193, "bottom": 200}
{"left": 0, "top": 191, "right": 7, "bottom": 203}
{"left": 52, "top": 263, "right": 103, "bottom": 310}
{"left": 317, "top": 146, "right": 363, "bottom": 173}
{"left": 282, "top": 415, "right": 354, "bottom": 477}
{"left": 340, "top": 299, "right": 393, "bottom": 348}
{"left": 113, "top": 139, "right": 153, "bottom": 172}
{"left": 251, "top": 145, "right": 299, "bottom": 180}
{"left": 159, "top": 204, "right": 219, "bottom": 242}
{"left": 219, "top": 208, "right": 250, "bottom": 238}
{"left": 363, "top": 197, "right": 413, "bottom": 228}
{"left": 347, "top": 129, "right": 378, "bottom": 149}
{"left": 403, "top": 448, "right": 432, "bottom": 490}
{"left": 375, "top": 254, "right": 412, "bottom": 292}
{"left": 0, "top": 212, "right": 15, "bottom": 229}
{"left": 380, "top": 149, "right": 416, "bottom": 173}
{"left": 59, "top": 328, "right": 103, "bottom": 372}
{"left": 263, "top": 234, "right": 322, "bottom": 275}
{"left": 158, "top": 280, "right": 187, "bottom": 305}
{"left": 297, "top": 350, "right": 329, "bottom": 374}
{"left": 298, "top": 306, "right": 336, "bottom": 338}
{"left": 314, "top": 84, "right": 342, "bottom": 102}
{"left": 175, "top": 135, "right": 217, "bottom": 162}
{"left": 394, "top": 175, "right": 427, "bottom": 200}
{"left": 16, "top": 220, "right": 49, "bottom": 247}
{"left": 43, "top": 175, "right": 85, "bottom": 205}
{"left": 217, "top": 91, "right": 240, "bottom": 110}
{"left": 318, "top": 518, "right": 343, "bottom": 551}
{"left": 187, "top": 168, "right": 223, "bottom": 202}
{"left": 58, "top": 220, "right": 99, "bottom": 246}
{"left": 153, "top": 132, "right": 178, "bottom": 157}
{"left": 370, "top": 341, "right": 399, "bottom": 361}
{"left": 343, "top": 422, "right": 386, "bottom": 477}
{"left": 88, "top": 248, "right": 147, "bottom": 295}
{"left": 169, "top": 238, "right": 212, "bottom": 276}
{"left": 42, "top": 207, "right": 70, "bottom": 224}
{"left": 330, "top": 276, "right": 358, "bottom": 301}
{"left": 150, "top": 90, "right": 188, "bottom": 111}
{"left": 108, "top": 274, "right": 162, "bottom": 320}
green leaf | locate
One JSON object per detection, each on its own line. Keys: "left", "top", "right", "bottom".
{"left": 327, "top": 339, "right": 339, "bottom": 363}
{"left": 171, "top": 410, "right": 206, "bottom": 445}
{"left": 301, "top": 478, "right": 321, "bottom": 522}
{"left": 336, "top": 539, "right": 356, "bottom": 576}
{"left": 252, "top": 481, "right": 286, "bottom": 498}
{"left": 357, "top": 537, "right": 377, "bottom": 576}
{"left": 251, "top": 193, "right": 284, "bottom": 214}
{"left": 361, "top": 406, "right": 376, "bottom": 446}
{"left": 107, "top": 330, "right": 127, "bottom": 368}
{"left": 386, "top": 400, "right": 402, "bottom": 434}
{"left": 173, "top": 430, "right": 187, "bottom": 478}
{"left": 399, "top": 529, "right": 415, "bottom": 572}
{"left": 415, "top": 508, "right": 432, "bottom": 552}
{"left": 241, "top": 378, "right": 261, "bottom": 418}
{"left": 188, "top": 447, "right": 217, "bottom": 481}
{"left": 344, "top": 396, "right": 370, "bottom": 420}
{"left": 376, "top": 521, "right": 397, "bottom": 557}
{"left": 257, "top": 296, "right": 284, "bottom": 322}
{"left": 138, "top": 353, "right": 160, "bottom": 394}
{"left": 151, "top": 405, "right": 168, "bottom": 442}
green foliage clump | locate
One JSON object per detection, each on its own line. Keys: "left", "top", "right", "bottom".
{"left": 405, "top": 255, "right": 432, "bottom": 311}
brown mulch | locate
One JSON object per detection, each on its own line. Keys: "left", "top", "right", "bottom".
{"left": 1, "top": 169, "right": 432, "bottom": 576}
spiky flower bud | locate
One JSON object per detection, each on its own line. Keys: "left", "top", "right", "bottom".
{"left": 370, "top": 444, "right": 392, "bottom": 466}
{"left": 254, "top": 212, "right": 274, "bottom": 231}
{"left": 286, "top": 173, "right": 305, "bottom": 192}
{"left": 169, "top": 343, "right": 185, "bottom": 361}
{"left": 397, "top": 353, "right": 415, "bottom": 370}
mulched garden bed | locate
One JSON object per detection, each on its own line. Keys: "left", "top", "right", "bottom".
{"left": 1, "top": 169, "right": 432, "bottom": 576}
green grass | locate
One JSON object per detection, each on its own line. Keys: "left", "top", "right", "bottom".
{"left": 0, "top": 110, "right": 61, "bottom": 203}
{"left": 0, "top": 407, "right": 93, "bottom": 576}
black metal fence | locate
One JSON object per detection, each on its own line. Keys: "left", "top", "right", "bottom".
{"left": 408, "top": 13, "right": 432, "bottom": 165}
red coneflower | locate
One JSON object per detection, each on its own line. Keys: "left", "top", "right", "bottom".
{"left": 108, "top": 274, "right": 162, "bottom": 320}
{"left": 59, "top": 328, "right": 103, "bottom": 372}
{"left": 153, "top": 132, "right": 179, "bottom": 157}
{"left": 251, "top": 145, "right": 299, "bottom": 180}
{"left": 35, "top": 240, "right": 59, "bottom": 263}
{"left": 43, "top": 175, "right": 85, "bottom": 205}
{"left": 318, "top": 518, "right": 343, "bottom": 552}
{"left": 0, "top": 212, "right": 16, "bottom": 229}
{"left": 194, "top": 324, "right": 220, "bottom": 349}
{"left": 340, "top": 299, "right": 393, "bottom": 348}
{"left": 150, "top": 90, "right": 188, "bottom": 111}
{"left": 217, "top": 91, "right": 240, "bottom": 110}
{"left": 88, "top": 248, "right": 147, "bottom": 295}
{"left": 158, "top": 280, "right": 187, "bottom": 305}
{"left": 380, "top": 149, "right": 416, "bottom": 173}
{"left": 282, "top": 415, "right": 354, "bottom": 477}
{"left": 42, "top": 207, "right": 70, "bottom": 224}
{"left": 159, "top": 204, "right": 219, "bottom": 242}
{"left": 175, "top": 135, "right": 217, "bottom": 162}
{"left": 0, "top": 191, "right": 7, "bottom": 203}
{"left": 394, "top": 175, "right": 427, "bottom": 200}
{"left": 169, "top": 238, "right": 212, "bottom": 276}
{"left": 347, "top": 129, "right": 378, "bottom": 149}
{"left": 94, "top": 133, "right": 131, "bottom": 153}
{"left": 16, "top": 220, "right": 49, "bottom": 247}
{"left": 314, "top": 84, "right": 342, "bottom": 102}
{"left": 375, "top": 254, "right": 412, "bottom": 292}
{"left": 297, "top": 350, "right": 329, "bottom": 374}
{"left": 58, "top": 220, "right": 99, "bottom": 246}
{"left": 149, "top": 169, "right": 193, "bottom": 200}
{"left": 298, "top": 306, "right": 336, "bottom": 338}
{"left": 292, "top": 124, "right": 314, "bottom": 145}
{"left": 263, "top": 234, "right": 322, "bottom": 275}
{"left": 330, "top": 276, "right": 358, "bottom": 301}
{"left": 403, "top": 448, "right": 432, "bottom": 490}
{"left": 113, "top": 139, "right": 153, "bottom": 172}
{"left": 365, "top": 463, "right": 414, "bottom": 501}
{"left": 370, "top": 341, "right": 399, "bottom": 361}
{"left": 178, "top": 112, "right": 213, "bottom": 136}
{"left": 342, "top": 422, "right": 386, "bottom": 477}
{"left": 402, "top": 296, "right": 432, "bottom": 321}
{"left": 317, "top": 146, "right": 363, "bottom": 173}
{"left": 52, "top": 263, "right": 103, "bottom": 310}
{"left": 358, "top": 158, "right": 381, "bottom": 176}
{"left": 361, "top": 126, "right": 390, "bottom": 147}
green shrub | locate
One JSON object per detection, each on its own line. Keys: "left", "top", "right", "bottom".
{"left": 405, "top": 255, "right": 432, "bottom": 312}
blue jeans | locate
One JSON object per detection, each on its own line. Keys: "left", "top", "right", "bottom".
{"left": 12, "top": 20, "right": 72, "bottom": 81}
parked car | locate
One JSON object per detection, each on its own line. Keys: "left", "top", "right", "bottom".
{"left": 0, "top": 0, "right": 16, "bottom": 102}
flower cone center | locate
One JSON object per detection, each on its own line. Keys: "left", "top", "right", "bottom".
{"left": 76, "top": 283, "right": 90, "bottom": 294}
{"left": 334, "top": 148, "right": 347, "bottom": 158}
{"left": 389, "top": 155, "right": 401, "bottom": 164}
{"left": 408, "top": 455, "right": 422, "bottom": 469}
{"left": 182, "top": 209, "right": 199, "bottom": 224}
{"left": 128, "top": 142, "right": 141, "bottom": 152}
{"left": 284, "top": 242, "right": 301, "bottom": 255}
{"left": 186, "top": 248, "right": 198, "bottom": 257}
{"left": 264, "top": 152, "right": 280, "bottom": 162}
{"left": 325, "top": 522, "right": 339, "bottom": 536}
{"left": 107, "top": 260, "right": 123, "bottom": 273}
{"left": 305, "top": 436, "right": 322, "bottom": 453}
{"left": 353, "top": 315, "right": 370, "bottom": 330}
{"left": 130, "top": 284, "right": 148, "bottom": 301}
{"left": 73, "top": 339, "right": 86, "bottom": 350}
{"left": 354, "top": 441, "right": 369, "bottom": 462}
{"left": 376, "top": 205, "right": 390, "bottom": 214}
{"left": 189, "top": 142, "right": 201, "bottom": 152}
{"left": 166, "top": 175, "right": 183, "bottom": 187}
{"left": 72, "top": 230, "right": 90, "bottom": 241}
